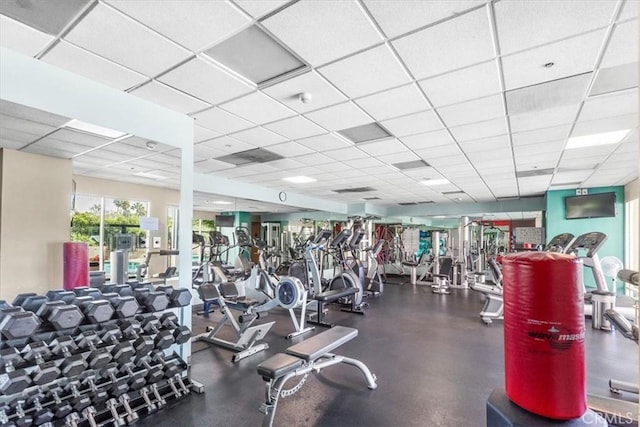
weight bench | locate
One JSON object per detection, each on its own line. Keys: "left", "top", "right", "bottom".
{"left": 256, "top": 326, "right": 377, "bottom": 427}
{"left": 193, "top": 283, "right": 275, "bottom": 362}
{"left": 308, "top": 286, "right": 360, "bottom": 328}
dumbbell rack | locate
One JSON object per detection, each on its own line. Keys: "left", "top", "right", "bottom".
{"left": 0, "top": 282, "right": 201, "bottom": 426}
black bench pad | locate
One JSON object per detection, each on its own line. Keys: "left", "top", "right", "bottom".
{"left": 402, "top": 261, "right": 418, "bottom": 267}
{"left": 257, "top": 353, "right": 303, "bottom": 380}
{"left": 314, "top": 287, "right": 358, "bottom": 302}
{"left": 286, "top": 326, "right": 357, "bottom": 361}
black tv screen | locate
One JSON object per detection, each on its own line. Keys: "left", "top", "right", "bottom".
{"left": 565, "top": 192, "right": 616, "bottom": 219}
{"left": 215, "top": 215, "right": 235, "bottom": 227}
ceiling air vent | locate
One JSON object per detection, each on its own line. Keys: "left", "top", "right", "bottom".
{"left": 398, "top": 200, "right": 434, "bottom": 206}
{"left": 516, "top": 168, "right": 555, "bottom": 178}
{"left": 338, "top": 122, "right": 392, "bottom": 144}
{"left": 216, "top": 148, "right": 283, "bottom": 166}
{"left": 363, "top": 196, "right": 380, "bottom": 200}
{"left": 442, "top": 190, "right": 464, "bottom": 195}
{"left": 333, "top": 187, "right": 375, "bottom": 194}
{"left": 393, "top": 160, "right": 430, "bottom": 170}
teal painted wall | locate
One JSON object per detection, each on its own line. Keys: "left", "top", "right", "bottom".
{"left": 546, "top": 186, "right": 625, "bottom": 291}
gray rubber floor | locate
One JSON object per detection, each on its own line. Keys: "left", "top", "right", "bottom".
{"left": 137, "top": 278, "right": 638, "bottom": 427}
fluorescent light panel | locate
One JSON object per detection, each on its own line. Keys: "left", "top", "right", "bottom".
{"left": 420, "top": 179, "right": 449, "bottom": 186}
{"left": 393, "top": 159, "right": 430, "bottom": 170}
{"left": 566, "top": 129, "right": 630, "bottom": 149}
{"left": 133, "top": 171, "right": 168, "bottom": 180}
{"left": 212, "top": 200, "right": 233, "bottom": 205}
{"left": 338, "top": 122, "right": 392, "bottom": 144}
{"left": 65, "top": 119, "right": 126, "bottom": 138}
{"left": 283, "top": 176, "right": 316, "bottom": 183}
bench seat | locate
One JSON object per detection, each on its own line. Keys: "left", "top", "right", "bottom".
{"left": 257, "top": 353, "right": 303, "bottom": 380}
{"left": 314, "top": 287, "right": 358, "bottom": 302}
{"left": 286, "top": 326, "right": 357, "bottom": 361}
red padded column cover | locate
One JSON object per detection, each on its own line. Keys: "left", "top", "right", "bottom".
{"left": 63, "top": 242, "right": 89, "bottom": 290}
{"left": 503, "top": 252, "right": 586, "bottom": 419}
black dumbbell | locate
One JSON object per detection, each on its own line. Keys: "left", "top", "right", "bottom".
{"left": 100, "top": 284, "right": 133, "bottom": 296}
{"left": 0, "top": 306, "right": 41, "bottom": 340}
{"left": 151, "top": 351, "right": 183, "bottom": 379}
{"left": 65, "top": 412, "right": 81, "bottom": 427}
{"left": 63, "top": 381, "right": 91, "bottom": 413}
{"left": 75, "top": 331, "right": 112, "bottom": 369}
{"left": 73, "top": 296, "right": 114, "bottom": 324}
{"left": 49, "top": 336, "right": 88, "bottom": 377}
{"left": 139, "top": 387, "right": 157, "bottom": 413}
{"left": 100, "top": 325, "right": 135, "bottom": 363}
{"left": 101, "top": 363, "right": 130, "bottom": 397}
{"left": 132, "top": 288, "right": 169, "bottom": 313}
{"left": 102, "top": 293, "right": 140, "bottom": 319}
{"left": 82, "top": 406, "right": 99, "bottom": 427}
{"left": 36, "top": 300, "right": 84, "bottom": 331}
{"left": 9, "top": 399, "right": 32, "bottom": 427}
{"left": 46, "top": 290, "right": 77, "bottom": 304}
{"left": 79, "top": 371, "right": 108, "bottom": 404}
{"left": 72, "top": 287, "right": 103, "bottom": 299}
{"left": 0, "top": 347, "right": 24, "bottom": 373}
{"left": 46, "top": 387, "right": 73, "bottom": 419}
{"left": 119, "top": 363, "right": 147, "bottom": 391}
{"left": 120, "top": 320, "right": 155, "bottom": 355}
{"left": 135, "top": 356, "right": 165, "bottom": 385}
{"left": 25, "top": 391, "right": 54, "bottom": 425}
{"left": 159, "top": 312, "right": 191, "bottom": 344}
{"left": 155, "top": 285, "right": 192, "bottom": 308}
{"left": 0, "top": 369, "right": 31, "bottom": 395}
{"left": 105, "top": 398, "right": 125, "bottom": 427}
{"left": 13, "top": 294, "right": 48, "bottom": 313}
{"left": 139, "top": 316, "right": 175, "bottom": 350}
{"left": 119, "top": 394, "right": 139, "bottom": 425}
{"left": 21, "top": 341, "right": 60, "bottom": 385}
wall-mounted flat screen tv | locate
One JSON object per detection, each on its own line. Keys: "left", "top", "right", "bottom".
{"left": 215, "top": 215, "right": 235, "bottom": 227}
{"left": 564, "top": 192, "right": 616, "bottom": 219}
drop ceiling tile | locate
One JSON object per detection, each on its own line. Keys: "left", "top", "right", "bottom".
{"left": 262, "top": 71, "right": 347, "bottom": 114}
{"left": 296, "top": 133, "right": 351, "bottom": 152}
{"left": 158, "top": 58, "right": 254, "bottom": 105}
{"left": 234, "top": 0, "right": 290, "bottom": 18}
{"left": 0, "top": 114, "right": 58, "bottom": 139}
{"left": 421, "top": 144, "right": 466, "bottom": 160}
{"left": 509, "top": 104, "right": 579, "bottom": 133}
{"left": 514, "top": 141, "right": 563, "bottom": 156}
{"left": 381, "top": 110, "right": 442, "bottom": 137}
{"left": 502, "top": 29, "right": 606, "bottom": 90}
{"left": 399, "top": 129, "right": 454, "bottom": 151}
{"left": 495, "top": 0, "right": 615, "bottom": 55}
{"left": 267, "top": 141, "right": 315, "bottom": 157}
{"left": 24, "top": 144, "right": 77, "bottom": 159}
{"left": 449, "top": 117, "right": 507, "bottom": 142}
{"left": 590, "top": 62, "right": 639, "bottom": 97}
{"left": 194, "top": 158, "right": 235, "bottom": 173}
{"left": 572, "top": 113, "right": 637, "bottom": 136}
{"left": 364, "top": 0, "right": 486, "bottom": 39}
{"left": 199, "top": 135, "right": 256, "bottom": 154}
{"left": 0, "top": 15, "right": 54, "bottom": 57}
{"left": 618, "top": 0, "right": 638, "bottom": 21}
{"left": 323, "top": 147, "right": 369, "bottom": 161}
{"left": 294, "top": 152, "right": 335, "bottom": 165}
{"left": 459, "top": 134, "right": 510, "bottom": 153}
{"left": 146, "top": 152, "right": 182, "bottom": 167}
{"left": 437, "top": 94, "right": 504, "bottom": 127}
{"left": 220, "top": 92, "right": 295, "bottom": 124}
{"left": 130, "top": 81, "right": 210, "bottom": 114}
{"left": 263, "top": 116, "right": 326, "bottom": 140}
{"left": 418, "top": 60, "right": 500, "bottom": 108}
{"left": 191, "top": 107, "right": 254, "bottom": 134}
{"left": 192, "top": 143, "right": 218, "bottom": 161}
{"left": 318, "top": 44, "right": 411, "bottom": 98}
{"left": 41, "top": 40, "right": 147, "bottom": 91}
{"left": 106, "top": 0, "right": 250, "bottom": 52}
{"left": 358, "top": 138, "right": 409, "bottom": 157}
{"left": 0, "top": 100, "right": 71, "bottom": 126}
{"left": 551, "top": 170, "right": 593, "bottom": 184}
{"left": 355, "top": 84, "right": 429, "bottom": 121}
{"left": 392, "top": 8, "right": 494, "bottom": 80}
{"left": 194, "top": 125, "right": 221, "bottom": 143}
{"left": 262, "top": 0, "right": 383, "bottom": 67}
{"left": 0, "top": 139, "right": 25, "bottom": 150}
{"left": 231, "top": 126, "right": 287, "bottom": 147}
{"left": 600, "top": 20, "right": 639, "bottom": 69}
{"left": 64, "top": 3, "right": 191, "bottom": 76}
{"left": 466, "top": 148, "right": 512, "bottom": 162}
{"left": 304, "top": 102, "right": 372, "bottom": 131}
{"left": 580, "top": 89, "right": 638, "bottom": 122}
{"left": 43, "top": 128, "right": 111, "bottom": 148}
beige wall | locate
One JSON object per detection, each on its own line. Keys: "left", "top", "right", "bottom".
{"left": 0, "top": 149, "right": 72, "bottom": 299}
{"left": 624, "top": 178, "right": 639, "bottom": 270}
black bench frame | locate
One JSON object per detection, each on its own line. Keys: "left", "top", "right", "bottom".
{"left": 308, "top": 286, "right": 361, "bottom": 328}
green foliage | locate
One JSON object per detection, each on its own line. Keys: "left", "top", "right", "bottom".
{"left": 71, "top": 199, "right": 148, "bottom": 245}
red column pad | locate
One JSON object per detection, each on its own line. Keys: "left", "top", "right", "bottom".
{"left": 503, "top": 252, "right": 586, "bottom": 420}
{"left": 63, "top": 242, "right": 89, "bottom": 290}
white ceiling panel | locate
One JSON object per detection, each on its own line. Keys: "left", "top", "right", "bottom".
{"left": 263, "top": 115, "right": 326, "bottom": 140}
{"left": 502, "top": 29, "right": 606, "bottom": 90}
{"left": 381, "top": 110, "right": 442, "bottom": 137}
{"left": 495, "top": 0, "right": 615, "bottom": 55}
{"left": 294, "top": 152, "right": 335, "bottom": 166}
{"left": 42, "top": 128, "right": 111, "bottom": 148}
{"left": 25, "top": 144, "right": 78, "bottom": 159}
{"left": 193, "top": 143, "right": 217, "bottom": 161}
{"left": 419, "top": 60, "right": 500, "bottom": 108}
{"left": 266, "top": 141, "right": 315, "bottom": 157}
{"left": 318, "top": 44, "right": 411, "bottom": 98}
{"left": 64, "top": 3, "right": 191, "bottom": 76}
{"left": 42, "top": 40, "right": 147, "bottom": 91}
{"left": 459, "top": 134, "right": 510, "bottom": 153}
{"left": 0, "top": 100, "right": 71, "bottom": 127}
{"left": 0, "top": 139, "right": 26, "bottom": 150}
{"left": 297, "top": 133, "right": 351, "bottom": 152}
{"left": 562, "top": 144, "right": 619, "bottom": 160}
{"left": 106, "top": 0, "right": 250, "bottom": 52}
{"left": 556, "top": 155, "right": 604, "bottom": 169}
{"left": 158, "top": 58, "right": 254, "bottom": 105}
{"left": 437, "top": 94, "right": 504, "bottom": 127}
{"left": 262, "top": 71, "right": 347, "bottom": 114}
{"left": 194, "top": 125, "right": 221, "bottom": 143}
{"left": 355, "top": 84, "right": 429, "bottom": 122}
{"left": 130, "top": 81, "right": 210, "bottom": 114}
{"left": 600, "top": 20, "right": 639, "bottom": 69}
{"left": 194, "top": 158, "right": 235, "bottom": 173}
{"left": 400, "top": 129, "right": 454, "bottom": 151}
{"left": 220, "top": 92, "right": 295, "bottom": 124}
{"left": 419, "top": 144, "right": 465, "bottom": 160}
{"left": 262, "top": 0, "right": 383, "bottom": 67}
{"left": 509, "top": 104, "right": 579, "bottom": 133}
{"left": 364, "top": 0, "right": 486, "bottom": 39}
{"left": 359, "top": 138, "right": 409, "bottom": 157}
{"left": 551, "top": 170, "right": 594, "bottom": 184}
{"left": 514, "top": 141, "right": 563, "bottom": 156}
{"left": 191, "top": 107, "right": 254, "bottom": 134}
{"left": 0, "top": 15, "right": 53, "bottom": 57}
{"left": 573, "top": 113, "right": 637, "bottom": 136}
{"left": 618, "top": 0, "right": 638, "bottom": 21}
{"left": 449, "top": 117, "right": 507, "bottom": 142}
{"left": 580, "top": 89, "right": 638, "bottom": 122}
{"left": 199, "top": 135, "right": 256, "bottom": 154}
{"left": 466, "top": 148, "right": 512, "bottom": 162}
{"left": 0, "top": 114, "right": 59, "bottom": 139}
{"left": 234, "top": 0, "right": 290, "bottom": 18}
{"left": 511, "top": 124, "right": 571, "bottom": 147}
{"left": 231, "top": 126, "right": 287, "bottom": 147}
{"left": 392, "top": 8, "right": 494, "bottom": 80}
{"left": 323, "top": 146, "right": 369, "bottom": 161}
{"left": 304, "top": 102, "right": 372, "bottom": 131}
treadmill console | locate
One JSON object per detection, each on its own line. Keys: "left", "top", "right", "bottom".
{"left": 567, "top": 232, "right": 608, "bottom": 258}
{"left": 545, "top": 233, "right": 576, "bottom": 253}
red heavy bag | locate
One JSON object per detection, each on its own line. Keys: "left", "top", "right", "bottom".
{"left": 63, "top": 242, "right": 89, "bottom": 290}
{"left": 503, "top": 252, "right": 586, "bottom": 420}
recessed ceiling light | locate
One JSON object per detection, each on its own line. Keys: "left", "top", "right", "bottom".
{"left": 212, "top": 200, "right": 233, "bottom": 205}
{"left": 133, "top": 171, "right": 168, "bottom": 180}
{"left": 543, "top": 62, "right": 555, "bottom": 68}
{"left": 65, "top": 119, "right": 126, "bottom": 139}
{"left": 420, "top": 179, "right": 449, "bottom": 186}
{"left": 566, "top": 129, "right": 630, "bottom": 149}
{"left": 433, "top": 215, "right": 446, "bottom": 219}
{"left": 283, "top": 176, "right": 317, "bottom": 184}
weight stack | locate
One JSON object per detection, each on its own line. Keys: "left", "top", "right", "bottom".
{"left": 63, "top": 242, "right": 89, "bottom": 291}
{"left": 502, "top": 252, "right": 586, "bottom": 420}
